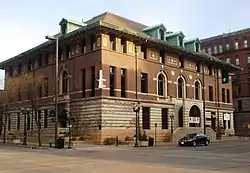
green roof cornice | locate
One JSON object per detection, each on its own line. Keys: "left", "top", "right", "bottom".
{"left": 166, "top": 31, "right": 185, "bottom": 38}
{"left": 0, "top": 20, "right": 240, "bottom": 72}
{"left": 143, "top": 23, "right": 166, "bottom": 32}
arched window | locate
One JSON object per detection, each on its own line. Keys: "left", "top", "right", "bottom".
{"left": 62, "top": 71, "right": 69, "bottom": 94}
{"left": 159, "top": 29, "right": 165, "bottom": 41}
{"left": 158, "top": 74, "right": 164, "bottom": 96}
{"left": 178, "top": 78, "right": 184, "bottom": 98}
{"left": 195, "top": 81, "right": 200, "bottom": 100}
{"left": 195, "top": 42, "right": 200, "bottom": 52}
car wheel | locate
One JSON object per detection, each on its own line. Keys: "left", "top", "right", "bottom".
{"left": 205, "top": 140, "right": 209, "bottom": 146}
{"left": 192, "top": 141, "right": 197, "bottom": 147}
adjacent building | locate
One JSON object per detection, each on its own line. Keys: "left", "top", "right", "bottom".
{"left": 201, "top": 29, "right": 250, "bottom": 137}
{"left": 0, "top": 12, "right": 239, "bottom": 144}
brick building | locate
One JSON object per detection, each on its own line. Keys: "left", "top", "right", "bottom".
{"left": 0, "top": 12, "right": 239, "bottom": 144}
{"left": 201, "top": 29, "right": 250, "bottom": 137}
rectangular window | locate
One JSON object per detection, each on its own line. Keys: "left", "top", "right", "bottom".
{"left": 90, "top": 36, "right": 96, "bottom": 51}
{"left": 213, "top": 46, "right": 217, "bottom": 54}
{"left": 234, "top": 40, "right": 239, "bottom": 50}
{"left": 222, "top": 88, "right": 225, "bottom": 102}
{"left": 179, "top": 56, "right": 184, "bottom": 68}
{"left": 160, "top": 50, "right": 165, "bottom": 64}
{"left": 244, "top": 38, "right": 248, "bottom": 48}
{"left": 17, "top": 88, "right": 21, "bottom": 101}
{"left": 141, "top": 45, "right": 147, "bottom": 59}
{"left": 238, "top": 100, "right": 242, "bottom": 111}
{"left": 161, "top": 108, "right": 168, "bottom": 129}
{"left": 121, "top": 39, "right": 126, "bottom": 53}
{"left": 219, "top": 45, "right": 223, "bottom": 53}
{"left": 196, "top": 62, "right": 200, "bottom": 72}
{"left": 17, "top": 113, "right": 20, "bottom": 131}
{"left": 142, "top": 107, "right": 150, "bottom": 129}
{"left": 82, "top": 38, "right": 86, "bottom": 53}
{"left": 8, "top": 114, "right": 11, "bottom": 131}
{"left": 38, "top": 54, "right": 43, "bottom": 67}
{"left": 82, "top": 69, "right": 86, "bottom": 98}
{"left": 141, "top": 73, "right": 148, "bottom": 93}
{"left": 44, "top": 53, "right": 49, "bottom": 65}
{"left": 208, "top": 65, "right": 213, "bottom": 75}
{"left": 9, "top": 66, "right": 13, "bottom": 76}
{"left": 44, "top": 77, "right": 48, "bottom": 96}
{"left": 38, "top": 86, "right": 42, "bottom": 97}
{"left": 17, "top": 63, "right": 22, "bottom": 74}
{"left": 44, "top": 110, "right": 48, "bottom": 128}
{"left": 209, "top": 86, "right": 213, "bottom": 101}
{"left": 235, "top": 56, "right": 240, "bottom": 66}
{"left": 91, "top": 66, "right": 95, "bottom": 97}
{"left": 121, "top": 68, "right": 126, "bottom": 98}
{"left": 76, "top": 44, "right": 80, "bottom": 54}
{"left": 226, "top": 43, "right": 230, "bottom": 50}
{"left": 237, "top": 85, "right": 241, "bottom": 96}
{"left": 201, "top": 48, "right": 206, "bottom": 53}
{"left": 247, "top": 55, "right": 250, "bottom": 64}
{"left": 109, "top": 66, "right": 115, "bottom": 96}
{"left": 207, "top": 48, "right": 212, "bottom": 55}
{"left": 226, "top": 57, "right": 231, "bottom": 63}
{"left": 226, "top": 89, "right": 230, "bottom": 103}
{"left": 28, "top": 60, "right": 32, "bottom": 71}
{"left": 110, "top": 36, "right": 116, "bottom": 51}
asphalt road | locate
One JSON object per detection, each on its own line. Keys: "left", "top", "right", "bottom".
{"left": 0, "top": 140, "right": 249, "bottom": 173}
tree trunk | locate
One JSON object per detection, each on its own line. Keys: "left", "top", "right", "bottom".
{"left": 37, "top": 124, "right": 41, "bottom": 146}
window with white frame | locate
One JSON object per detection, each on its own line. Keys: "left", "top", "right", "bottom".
{"left": 226, "top": 57, "right": 231, "bottom": 63}
{"left": 208, "top": 48, "right": 212, "bottom": 55}
{"left": 235, "top": 56, "right": 240, "bottom": 66}
{"left": 244, "top": 38, "right": 248, "bottom": 48}
{"left": 234, "top": 40, "right": 239, "bottom": 50}
{"left": 226, "top": 43, "right": 230, "bottom": 50}
{"left": 219, "top": 45, "right": 223, "bottom": 53}
{"left": 247, "top": 55, "right": 250, "bottom": 64}
{"left": 213, "top": 46, "right": 217, "bottom": 54}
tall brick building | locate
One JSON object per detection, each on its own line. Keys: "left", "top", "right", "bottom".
{"left": 201, "top": 29, "right": 250, "bottom": 137}
{"left": 0, "top": 12, "right": 239, "bottom": 144}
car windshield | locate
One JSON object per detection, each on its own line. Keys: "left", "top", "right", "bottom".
{"left": 185, "top": 133, "right": 197, "bottom": 139}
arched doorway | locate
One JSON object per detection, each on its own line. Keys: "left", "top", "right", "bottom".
{"left": 178, "top": 106, "right": 183, "bottom": 127}
{"left": 189, "top": 105, "right": 201, "bottom": 127}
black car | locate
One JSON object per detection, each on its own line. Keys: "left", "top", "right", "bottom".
{"left": 178, "top": 133, "right": 210, "bottom": 147}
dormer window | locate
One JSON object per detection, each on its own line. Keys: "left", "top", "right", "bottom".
{"left": 61, "top": 23, "right": 67, "bottom": 35}
{"left": 195, "top": 42, "right": 200, "bottom": 52}
{"left": 159, "top": 29, "right": 165, "bottom": 41}
{"left": 179, "top": 36, "right": 183, "bottom": 47}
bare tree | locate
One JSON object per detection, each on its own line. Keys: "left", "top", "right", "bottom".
{"left": 19, "top": 73, "right": 45, "bottom": 146}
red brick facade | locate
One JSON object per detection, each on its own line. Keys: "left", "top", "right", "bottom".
{"left": 201, "top": 29, "right": 250, "bottom": 136}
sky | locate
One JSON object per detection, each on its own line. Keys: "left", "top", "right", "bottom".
{"left": 0, "top": 0, "right": 249, "bottom": 87}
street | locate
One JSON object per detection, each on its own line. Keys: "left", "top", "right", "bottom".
{"left": 0, "top": 140, "right": 249, "bottom": 173}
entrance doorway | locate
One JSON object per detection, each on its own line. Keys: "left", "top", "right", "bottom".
{"left": 189, "top": 105, "right": 201, "bottom": 127}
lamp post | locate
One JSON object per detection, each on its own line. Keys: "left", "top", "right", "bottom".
{"left": 45, "top": 35, "right": 59, "bottom": 147}
{"left": 134, "top": 45, "right": 140, "bottom": 148}
{"left": 20, "top": 108, "right": 31, "bottom": 145}
{"left": 3, "top": 105, "right": 7, "bottom": 144}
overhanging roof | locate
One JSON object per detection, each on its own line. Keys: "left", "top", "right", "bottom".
{"left": 0, "top": 18, "right": 240, "bottom": 72}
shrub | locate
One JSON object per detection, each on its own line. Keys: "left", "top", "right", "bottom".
{"left": 124, "top": 136, "right": 133, "bottom": 141}
{"left": 78, "top": 136, "right": 85, "bottom": 141}
{"left": 103, "top": 138, "right": 116, "bottom": 145}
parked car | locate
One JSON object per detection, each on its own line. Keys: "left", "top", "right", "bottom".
{"left": 178, "top": 133, "right": 210, "bottom": 147}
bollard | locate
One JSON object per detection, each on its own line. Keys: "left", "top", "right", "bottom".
{"left": 116, "top": 136, "right": 118, "bottom": 147}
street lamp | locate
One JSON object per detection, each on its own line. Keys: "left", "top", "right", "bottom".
{"left": 45, "top": 35, "right": 59, "bottom": 147}
{"left": 20, "top": 107, "right": 31, "bottom": 145}
{"left": 133, "top": 103, "right": 140, "bottom": 147}
{"left": 202, "top": 60, "right": 206, "bottom": 134}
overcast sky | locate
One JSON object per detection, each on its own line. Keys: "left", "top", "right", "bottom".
{"left": 0, "top": 0, "right": 249, "bottom": 85}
